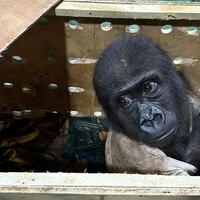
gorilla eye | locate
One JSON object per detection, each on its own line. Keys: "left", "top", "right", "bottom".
{"left": 142, "top": 81, "right": 158, "bottom": 94}
{"left": 117, "top": 95, "right": 132, "bottom": 107}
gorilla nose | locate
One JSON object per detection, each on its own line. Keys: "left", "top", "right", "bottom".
{"left": 142, "top": 107, "right": 162, "bottom": 121}
{"left": 139, "top": 106, "right": 164, "bottom": 134}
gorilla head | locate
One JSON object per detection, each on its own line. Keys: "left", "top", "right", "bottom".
{"left": 93, "top": 35, "right": 191, "bottom": 149}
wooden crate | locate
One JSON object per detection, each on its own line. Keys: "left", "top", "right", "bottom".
{"left": 1, "top": 1, "right": 200, "bottom": 199}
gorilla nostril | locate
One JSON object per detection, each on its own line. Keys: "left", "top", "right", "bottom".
{"left": 140, "top": 107, "right": 164, "bottom": 132}
{"left": 153, "top": 113, "right": 162, "bottom": 121}
{"left": 143, "top": 110, "right": 153, "bottom": 120}
{"left": 142, "top": 107, "right": 163, "bottom": 121}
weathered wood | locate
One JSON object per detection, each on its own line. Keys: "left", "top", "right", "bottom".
{"left": 56, "top": 1, "right": 200, "bottom": 20}
{"left": 0, "top": 194, "right": 198, "bottom": 200}
{"left": 0, "top": 0, "right": 61, "bottom": 52}
{"left": 62, "top": 0, "right": 195, "bottom": 3}
{"left": 0, "top": 173, "right": 200, "bottom": 196}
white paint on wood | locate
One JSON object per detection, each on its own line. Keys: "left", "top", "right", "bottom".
{"left": 56, "top": 2, "right": 200, "bottom": 20}
{"left": 0, "top": 173, "right": 200, "bottom": 195}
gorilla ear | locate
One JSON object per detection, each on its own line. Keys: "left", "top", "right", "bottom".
{"left": 188, "top": 93, "right": 200, "bottom": 117}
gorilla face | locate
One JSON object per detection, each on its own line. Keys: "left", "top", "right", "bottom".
{"left": 115, "top": 78, "right": 178, "bottom": 144}
{"left": 93, "top": 35, "right": 191, "bottom": 148}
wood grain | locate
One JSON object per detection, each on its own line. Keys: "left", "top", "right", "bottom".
{"left": 0, "top": 0, "right": 61, "bottom": 52}
{"left": 56, "top": 1, "right": 200, "bottom": 20}
{"left": 0, "top": 16, "right": 69, "bottom": 114}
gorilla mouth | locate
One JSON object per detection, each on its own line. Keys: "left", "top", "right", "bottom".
{"left": 140, "top": 113, "right": 163, "bottom": 129}
{"left": 140, "top": 124, "right": 176, "bottom": 144}
{"left": 152, "top": 125, "right": 177, "bottom": 142}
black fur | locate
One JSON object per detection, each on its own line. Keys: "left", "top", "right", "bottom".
{"left": 93, "top": 35, "right": 200, "bottom": 172}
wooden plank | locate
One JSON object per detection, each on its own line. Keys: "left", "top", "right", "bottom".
{"left": 55, "top": 1, "right": 200, "bottom": 20}
{"left": 62, "top": 0, "right": 195, "bottom": 3}
{"left": 0, "top": 194, "right": 198, "bottom": 200}
{"left": 0, "top": 173, "right": 200, "bottom": 196}
{"left": 0, "top": 0, "right": 61, "bottom": 53}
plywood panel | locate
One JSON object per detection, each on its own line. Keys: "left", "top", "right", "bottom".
{"left": 0, "top": 16, "right": 69, "bottom": 114}
{"left": 0, "top": 0, "right": 61, "bottom": 53}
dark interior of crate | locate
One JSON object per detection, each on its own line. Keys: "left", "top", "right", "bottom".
{"left": 0, "top": 10, "right": 200, "bottom": 172}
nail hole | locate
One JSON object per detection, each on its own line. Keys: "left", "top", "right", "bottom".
{"left": 70, "top": 111, "right": 79, "bottom": 116}
{"left": 12, "top": 111, "right": 22, "bottom": 117}
{"left": 22, "top": 86, "right": 31, "bottom": 93}
{"left": 38, "top": 17, "right": 48, "bottom": 24}
{"left": 68, "top": 86, "right": 85, "bottom": 93}
{"left": 68, "top": 20, "right": 79, "bottom": 29}
{"left": 100, "top": 22, "right": 113, "bottom": 31}
{"left": 3, "top": 82, "right": 14, "bottom": 88}
{"left": 12, "top": 56, "right": 23, "bottom": 61}
{"left": 173, "top": 57, "right": 198, "bottom": 66}
{"left": 173, "top": 57, "right": 183, "bottom": 65}
{"left": 68, "top": 57, "right": 78, "bottom": 64}
{"left": 161, "top": 24, "right": 173, "bottom": 34}
{"left": 52, "top": 111, "right": 58, "bottom": 114}
{"left": 187, "top": 26, "right": 198, "bottom": 35}
{"left": 47, "top": 57, "right": 56, "bottom": 64}
{"left": 48, "top": 83, "right": 58, "bottom": 89}
{"left": 94, "top": 111, "right": 102, "bottom": 117}
{"left": 167, "top": 15, "right": 176, "bottom": 19}
{"left": 128, "top": 24, "right": 140, "bottom": 33}
{"left": 23, "top": 110, "right": 32, "bottom": 115}
{"left": 68, "top": 57, "right": 97, "bottom": 64}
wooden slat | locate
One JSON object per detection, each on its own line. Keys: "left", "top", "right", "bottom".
{"left": 62, "top": 0, "right": 196, "bottom": 3}
{"left": 0, "top": 0, "right": 61, "bottom": 53}
{"left": 56, "top": 1, "right": 200, "bottom": 20}
{"left": 0, "top": 194, "right": 197, "bottom": 200}
{"left": 0, "top": 173, "right": 200, "bottom": 196}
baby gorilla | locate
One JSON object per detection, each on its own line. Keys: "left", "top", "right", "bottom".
{"left": 93, "top": 35, "right": 200, "bottom": 175}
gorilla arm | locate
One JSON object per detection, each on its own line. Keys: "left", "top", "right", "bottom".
{"left": 106, "top": 129, "right": 196, "bottom": 175}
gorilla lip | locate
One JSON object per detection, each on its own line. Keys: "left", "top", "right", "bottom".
{"left": 146, "top": 125, "right": 177, "bottom": 144}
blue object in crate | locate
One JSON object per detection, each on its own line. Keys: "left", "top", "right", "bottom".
{"left": 63, "top": 117, "right": 110, "bottom": 172}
